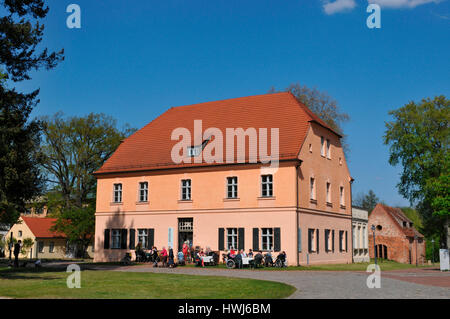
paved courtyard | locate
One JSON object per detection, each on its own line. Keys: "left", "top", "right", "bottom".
{"left": 118, "top": 265, "right": 450, "bottom": 299}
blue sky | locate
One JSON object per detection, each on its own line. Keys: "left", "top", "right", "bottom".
{"left": 17, "top": 0, "right": 450, "bottom": 207}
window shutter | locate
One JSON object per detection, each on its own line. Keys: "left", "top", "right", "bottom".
{"left": 274, "top": 227, "right": 281, "bottom": 252}
{"left": 298, "top": 228, "right": 302, "bottom": 252}
{"left": 218, "top": 228, "right": 224, "bottom": 251}
{"left": 316, "top": 229, "right": 319, "bottom": 253}
{"left": 121, "top": 229, "right": 128, "bottom": 249}
{"left": 308, "top": 229, "right": 312, "bottom": 253}
{"left": 238, "top": 228, "right": 245, "bottom": 250}
{"left": 148, "top": 229, "right": 154, "bottom": 249}
{"left": 339, "top": 231, "right": 343, "bottom": 252}
{"left": 252, "top": 228, "right": 259, "bottom": 251}
{"left": 104, "top": 229, "right": 110, "bottom": 249}
{"left": 325, "top": 230, "right": 329, "bottom": 252}
{"left": 345, "top": 231, "right": 348, "bottom": 252}
{"left": 129, "top": 229, "right": 135, "bottom": 250}
{"left": 332, "top": 230, "right": 335, "bottom": 252}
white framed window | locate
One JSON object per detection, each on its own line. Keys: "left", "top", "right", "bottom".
{"left": 18, "top": 231, "right": 22, "bottom": 237}
{"left": 340, "top": 186, "right": 345, "bottom": 206}
{"left": 326, "top": 139, "right": 331, "bottom": 159}
{"left": 310, "top": 177, "right": 316, "bottom": 200}
{"left": 38, "top": 241, "right": 44, "bottom": 253}
{"left": 113, "top": 183, "right": 122, "bottom": 203}
{"left": 139, "top": 182, "right": 148, "bottom": 202}
{"left": 308, "top": 229, "right": 316, "bottom": 252}
{"left": 227, "top": 177, "right": 238, "bottom": 198}
{"left": 227, "top": 228, "right": 238, "bottom": 250}
{"left": 352, "top": 225, "right": 357, "bottom": 249}
{"left": 181, "top": 179, "right": 191, "bottom": 200}
{"left": 49, "top": 242, "right": 55, "bottom": 253}
{"left": 326, "top": 182, "right": 331, "bottom": 203}
{"left": 111, "top": 229, "right": 121, "bottom": 249}
{"left": 325, "top": 229, "right": 332, "bottom": 252}
{"left": 261, "top": 175, "right": 273, "bottom": 197}
{"left": 261, "top": 228, "right": 274, "bottom": 251}
{"left": 138, "top": 229, "right": 148, "bottom": 248}
{"left": 321, "top": 136, "right": 325, "bottom": 156}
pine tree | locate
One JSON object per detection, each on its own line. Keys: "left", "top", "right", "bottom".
{"left": 0, "top": 0, "right": 63, "bottom": 225}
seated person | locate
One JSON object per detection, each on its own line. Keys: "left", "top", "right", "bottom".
{"left": 235, "top": 253, "right": 243, "bottom": 269}
{"left": 253, "top": 252, "right": 263, "bottom": 267}
{"left": 264, "top": 251, "right": 273, "bottom": 267}
{"left": 177, "top": 251, "right": 185, "bottom": 265}
{"left": 248, "top": 249, "right": 254, "bottom": 257}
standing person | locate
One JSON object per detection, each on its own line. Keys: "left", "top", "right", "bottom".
{"left": 182, "top": 241, "right": 189, "bottom": 263}
{"left": 160, "top": 247, "right": 168, "bottom": 267}
{"left": 13, "top": 240, "right": 21, "bottom": 268}
{"left": 168, "top": 247, "right": 175, "bottom": 268}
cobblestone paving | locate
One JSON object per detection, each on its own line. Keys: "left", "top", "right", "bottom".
{"left": 117, "top": 265, "right": 450, "bottom": 299}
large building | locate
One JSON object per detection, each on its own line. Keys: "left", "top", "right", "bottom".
{"left": 352, "top": 206, "right": 370, "bottom": 263}
{"left": 368, "top": 203, "right": 425, "bottom": 264}
{"left": 93, "top": 92, "right": 353, "bottom": 265}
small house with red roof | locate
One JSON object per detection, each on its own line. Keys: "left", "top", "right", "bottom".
{"left": 4, "top": 216, "right": 94, "bottom": 259}
{"left": 368, "top": 203, "right": 425, "bottom": 264}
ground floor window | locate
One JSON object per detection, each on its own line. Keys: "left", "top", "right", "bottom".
{"left": 111, "top": 229, "right": 121, "bottom": 249}
{"left": 227, "top": 228, "right": 238, "bottom": 250}
{"left": 308, "top": 229, "right": 318, "bottom": 252}
{"left": 138, "top": 229, "right": 148, "bottom": 248}
{"left": 49, "top": 242, "right": 54, "bottom": 253}
{"left": 38, "top": 241, "right": 44, "bottom": 253}
{"left": 261, "top": 228, "right": 273, "bottom": 251}
{"left": 325, "top": 229, "right": 332, "bottom": 252}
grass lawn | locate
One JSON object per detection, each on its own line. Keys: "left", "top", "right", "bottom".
{"left": 0, "top": 268, "right": 295, "bottom": 299}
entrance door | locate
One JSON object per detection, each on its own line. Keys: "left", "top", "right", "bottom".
{"left": 178, "top": 218, "right": 193, "bottom": 252}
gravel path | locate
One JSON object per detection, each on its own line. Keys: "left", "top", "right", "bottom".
{"left": 117, "top": 265, "right": 450, "bottom": 299}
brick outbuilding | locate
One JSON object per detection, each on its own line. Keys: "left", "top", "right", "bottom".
{"left": 368, "top": 204, "right": 426, "bottom": 264}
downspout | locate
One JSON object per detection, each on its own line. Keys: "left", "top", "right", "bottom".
{"left": 350, "top": 177, "right": 355, "bottom": 264}
{"left": 296, "top": 160, "right": 302, "bottom": 266}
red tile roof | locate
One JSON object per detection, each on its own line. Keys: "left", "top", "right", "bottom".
{"left": 21, "top": 217, "right": 66, "bottom": 239}
{"left": 95, "top": 92, "right": 339, "bottom": 175}
{"left": 376, "top": 204, "right": 424, "bottom": 238}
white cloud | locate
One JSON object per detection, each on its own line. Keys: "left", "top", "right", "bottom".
{"left": 367, "top": 0, "right": 443, "bottom": 8}
{"left": 323, "top": 0, "right": 357, "bottom": 15}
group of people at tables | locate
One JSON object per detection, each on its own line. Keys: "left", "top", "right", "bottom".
{"left": 134, "top": 242, "right": 286, "bottom": 268}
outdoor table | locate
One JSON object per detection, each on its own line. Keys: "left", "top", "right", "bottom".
{"left": 201, "top": 256, "right": 214, "bottom": 264}
{"left": 242, "top": 257, "right": 254, "bottom": 265}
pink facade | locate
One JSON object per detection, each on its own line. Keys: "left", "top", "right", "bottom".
{"left": 94, "top": 93, "right": 353, "bottom": 265}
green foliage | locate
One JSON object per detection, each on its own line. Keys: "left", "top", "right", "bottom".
{"left": 51, "top": 204, "right": 95, "bottom": 258}
{"left": 353, "top": 190, "right": 379, "bottom": 213}
{"left": 0, "top": 0, "right": 64, "bottom": 225}
{"left": 270, "top": 83, "right": 350, "bottom": 154}
{"left": 384, "top": 95, "right": 449, "bottom": 247}
{"left": 39, "top": 112, "right": 136, "bottom": 208}
{"left": 400, "top": 207, "right": 423, "bottom": 230}
{"left": 20, "top": 237, "right": 34, "bottom": 256}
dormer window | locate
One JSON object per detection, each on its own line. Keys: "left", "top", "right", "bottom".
{"left": 403, "top": 221, "right": 407, "bottom": 227}
{"left": 409, "top": 222, "right": 413, "bottom": 227}
{"left": 187, "top": 138, "right": 210, "bottom": 157}
{"left": 188, "top": 146, "right": 201, "bottom": 157}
